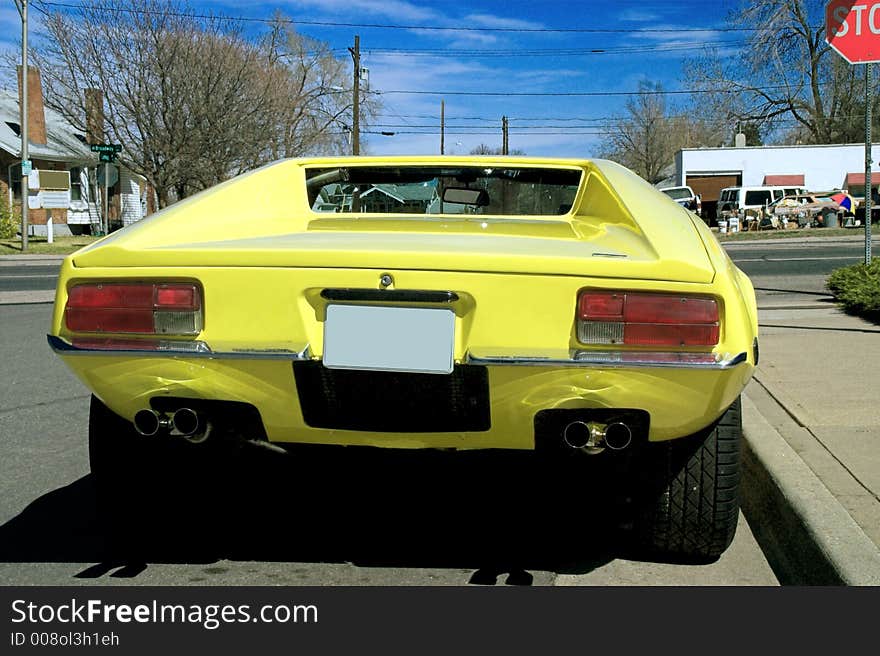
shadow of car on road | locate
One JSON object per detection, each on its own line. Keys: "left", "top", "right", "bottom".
{"left": 0, "top": 445, "right": 711, "bottom": 584}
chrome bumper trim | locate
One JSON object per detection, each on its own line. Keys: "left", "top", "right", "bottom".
{"left": 465, "top": 350, "right": 748, "bottom": 370}
{"left": 47, "top": 335, "right": 312, "bottom": 361}
{"left": 48, "top": 335, "right": 747, "bottom": 370}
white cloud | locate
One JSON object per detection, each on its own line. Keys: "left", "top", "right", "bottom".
{"left": 367, "top": 130, "right": 601, "bottom": 158}
{"left": 463, "top": 13, "right": 544, "bottom": 30}
{"left": 619, "top": 10, "right": 660, "bottom": 23}
{"left": 626, "top": 26, "right": 725, "bottom": 44}
{"left": 281, "top": 0, "right": 440, "bottom": 22}
{"left": 404, "top": 28, "right": 500, "bottom": 47}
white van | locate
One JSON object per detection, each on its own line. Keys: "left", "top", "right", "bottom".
{"left": 717, "top": 186, "right": 787, "bottom": 215}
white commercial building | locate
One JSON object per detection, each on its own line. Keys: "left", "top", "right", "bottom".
{"left": 674, "top": 143, "right": 880, "bottom": 220}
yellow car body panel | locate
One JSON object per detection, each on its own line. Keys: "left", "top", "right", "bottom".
{"left": 49, "top": 156, "right": 757, "bottom": 449}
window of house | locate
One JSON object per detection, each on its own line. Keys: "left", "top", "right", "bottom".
{"left": 69, "top": 166, "right": 83, "bottom": 201}
{"left": 9, "top": 164, "right": 22, "bottom": 201}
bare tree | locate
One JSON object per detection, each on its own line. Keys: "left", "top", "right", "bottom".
{"left": 599, "top": 82, "right": 678, "bottom": 184}
{"left": 685, "top": 0, "right": 872, "bottom": 144}
{"left": 469, "top": 144, "right": 526, "bottom": 155}
{"left": 32, "top": 0, "right": 360, "bottom": 207}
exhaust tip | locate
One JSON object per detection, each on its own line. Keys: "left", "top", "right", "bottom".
{"left": 562, "top": 421, "right": 592, "bottom": 450}
{"left": 134, "top": 409, "right": 162, "bottom": 437}
{"left": 604, "top": 422, "right": 632, "bottom": 451}
{"left": 172, "top": 407, "right": 201, "bottom": 436}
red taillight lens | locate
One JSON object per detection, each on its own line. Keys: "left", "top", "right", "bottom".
{"left": 156, "top": 285, "right": 200, "bottom": 310}
{"left": 67, "top": 284, "right": 153, "bottom": 309}
{"left": 578, "top": 292, "right": 624, "bottom": 320}
{"left": 578, "top": 291, "right": 719, "bottom": 347}
{"left": 65, "top": 283, "right": 202, "bottom": 335}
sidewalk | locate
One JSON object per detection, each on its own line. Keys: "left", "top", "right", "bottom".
{"left": 740, "top": 291, "right": 880, "bottom": 584}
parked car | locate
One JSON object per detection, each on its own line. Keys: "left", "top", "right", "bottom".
{"left": 768, "top": 194, "right": 842, "bottom": 227}
{"left": 717, "top": 185, "right": 787, "bottom": 217}
{"left": 659, "top": 185, "right": 702, "bottom": 215}
{"left": 48, "top": 156, "right": 758, "bottom": 560}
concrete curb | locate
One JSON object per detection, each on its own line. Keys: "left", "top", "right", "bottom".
{"left": 740, "top": 393, "right": 880, "bottom": 585}
{"left": 722, "top": 235, "right": 879, "bottom": 248}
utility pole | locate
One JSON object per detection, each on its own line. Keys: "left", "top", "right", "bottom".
{"left": 349, "top": 35, "right": 360, "bottom": 156}
{"left": 865, "top": 62, "right": 873, "bottom": 265}
{"left": 502, "top": 116, "right": 509, "bottom": 155}
{"left": 19, "top": 0, "right": 28, "bottom": 252}
{"left": 440, "top": 100, "right": 445, "bottom": 155}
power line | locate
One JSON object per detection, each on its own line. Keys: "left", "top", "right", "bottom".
{"left": 374, "top": 83, "right": 825, "bottom": 97}
{"left": 360, "top": 41, "right": 748, "bottom": 57}
{"left": 34, "top": 1, "right": 796, "bottom": 33}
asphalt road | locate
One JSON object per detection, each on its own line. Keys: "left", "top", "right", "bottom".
{"left": 724, "top": 240, "right": 868, "bottom": 293}
{"left": 0, "top": 263, "right": 60, "bottom": 292}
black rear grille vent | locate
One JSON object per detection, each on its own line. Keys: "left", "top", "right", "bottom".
{"left": 293, "top": 361, "right": 490, "bottom": 432}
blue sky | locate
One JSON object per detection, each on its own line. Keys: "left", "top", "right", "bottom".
{"left": 2, "top": 0, "right": 741, "bottom": 157}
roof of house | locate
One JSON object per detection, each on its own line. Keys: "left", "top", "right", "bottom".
{"left": 361, "top": 183, "right": 437, "bottom": 203}
{"left": 0, "top": 89, "right": 94, "bottom": 163}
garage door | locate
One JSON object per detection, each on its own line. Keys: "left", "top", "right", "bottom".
{"left": 686, "top": 174, "right": 742, "bottom": 202}
{"left": 687, "top": 174, "right": 742, "bottom": 225}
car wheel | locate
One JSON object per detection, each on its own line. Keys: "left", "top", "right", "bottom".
{"left": 632, "top": 396, "right": 741, "bottom": 561}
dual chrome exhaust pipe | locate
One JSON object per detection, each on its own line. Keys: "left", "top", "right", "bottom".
{"left": 133, "top": 407, "right": 211, "bottom": 443}
{"left": 562, "top": 420, "right": 632, "bottom": 454}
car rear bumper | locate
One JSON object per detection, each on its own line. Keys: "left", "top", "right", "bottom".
{"left": 50, "top": 335, "right": 752, "bottom": 449}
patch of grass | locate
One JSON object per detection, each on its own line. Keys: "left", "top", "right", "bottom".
{"left": 0, "top": 236, "right": 100, "bottom": 255}
{"left": 827, "top": 259, "right": 880, "bottom": 320}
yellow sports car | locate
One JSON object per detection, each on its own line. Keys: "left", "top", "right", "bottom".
{"left": 49, "top": 156, "right": 757, "bottom": 559}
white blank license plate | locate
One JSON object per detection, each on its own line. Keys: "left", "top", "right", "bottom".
{"left": 323, "top": 305, "right": 455, "bottom": 374}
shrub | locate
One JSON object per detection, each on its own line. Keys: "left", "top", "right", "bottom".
{"left": 0, "top": 192, "right": 18, "bottom": 239}
{"left": 827, "top": 260, "right": 880, "bottom": 319}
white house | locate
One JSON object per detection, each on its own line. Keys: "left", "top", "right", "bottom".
{"left": 1, "top": 69, "right": 149, "bottom": 236}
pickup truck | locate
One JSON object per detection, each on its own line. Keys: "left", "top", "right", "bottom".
{"left": 659, "top": 186, "right": 701, "bottom": 215}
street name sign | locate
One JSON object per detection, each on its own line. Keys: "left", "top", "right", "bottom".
{"left": 826, "top": 0, "right": 880, "bottom": 63}
{"left": 90, "top": 143, "right": 122, "bottom": 153}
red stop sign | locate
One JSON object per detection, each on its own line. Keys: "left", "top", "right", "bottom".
{"left": 827, "top": 0, "right": 880, "bottom": 63}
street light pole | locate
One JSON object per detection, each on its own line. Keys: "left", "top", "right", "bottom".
{"left": 20, "top": 0, "right": 28, "bottom": 252}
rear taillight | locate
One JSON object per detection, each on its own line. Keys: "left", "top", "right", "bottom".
{"left": 577, "top": 291, "right": 719, "bottom": 347}
{"left": 65, "top": 283, "right": 203, "bottom": 335}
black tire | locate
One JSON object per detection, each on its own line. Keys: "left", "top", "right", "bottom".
{"left": 633, "top": 397, "right": 742, "bottom": 561}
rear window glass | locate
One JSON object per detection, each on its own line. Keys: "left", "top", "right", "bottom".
{"left": 744, "top": 190, "right": 773, "bottom": 206}
{"left": 662, "top": 188, "right": 691, "bottom": 200}
{"left": 305, "top": 166, "right": 582, "bottom": 215}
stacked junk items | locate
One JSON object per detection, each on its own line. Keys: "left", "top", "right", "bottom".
{"left": 719, "top": 192, "right": 857, "bottom": 232}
